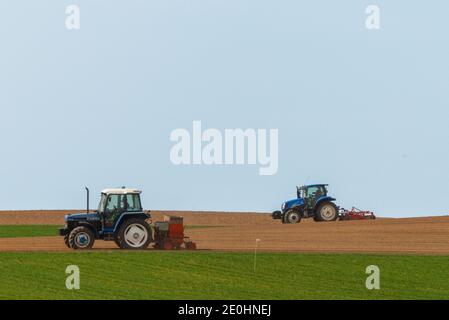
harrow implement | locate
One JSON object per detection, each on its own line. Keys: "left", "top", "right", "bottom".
{"left": 339, "top": 207, "right": 376, "bottom": 221}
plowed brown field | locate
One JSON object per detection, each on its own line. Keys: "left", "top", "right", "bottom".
{"left": 1, "top": 210, "right": 449, "bottom": 254}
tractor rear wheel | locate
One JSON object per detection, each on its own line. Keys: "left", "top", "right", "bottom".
{"left": 285, "top": 210, "right": 301, "bottom": 224}
{"left": 117, "top": 219, "right": 152, "bottom": 250}
{"left": 68, "top": 226, "right": 95, "bottom": 249}
{"left": 316, "top": 202, "right": 338, "bottom": 222}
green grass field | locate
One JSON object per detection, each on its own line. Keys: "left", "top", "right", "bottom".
{"left": 0, "top": 225, "right": 60, "bottom": 238}
{"left": 0, "top": 251, "right": 448, "bottom": 300}
{"left": 0, "top": 225, "right": 219, "bottom": 239}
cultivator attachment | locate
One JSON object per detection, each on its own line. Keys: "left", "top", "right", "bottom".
{"left": 153, "top": 215, "right": 197, "bottom": 250}
{"left": 338, "top": 207, "right": 376, "bottom": 221}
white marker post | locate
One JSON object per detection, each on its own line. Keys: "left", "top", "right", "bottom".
{"left": 254, "top": 239, "right": 261, "bottom": 272}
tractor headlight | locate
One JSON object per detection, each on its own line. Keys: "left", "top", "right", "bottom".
{"left": 282, "top": 202, "right": 286, "bottom": 210}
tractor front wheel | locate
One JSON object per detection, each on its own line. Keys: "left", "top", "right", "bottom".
{"left": 64, "top": 234, "right": 71, "bottom": 248}
{"left": 117, "top": 219, "right": 152, "bottom": 250}
{"left": 316, "top": 202, "right": 338, "bottom": 222}
{"left": 281, "top": 213, "right": 288, "bottom": 224}
{"left": 285, "top": 210, "right": 301, "bottom": 224}
{"left": 68, "top": 226, "right": 95, "bottom": 249}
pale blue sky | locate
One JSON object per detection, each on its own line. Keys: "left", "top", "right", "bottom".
{"left": 1, "top": 1, "right": 448, "bottom": 217}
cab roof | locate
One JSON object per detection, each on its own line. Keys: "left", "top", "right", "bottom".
{"left": 302, "top": 184, "right": 328, "bottom": 188}
{"left": 101, "top": 188, "right": 142, "bottom": 195}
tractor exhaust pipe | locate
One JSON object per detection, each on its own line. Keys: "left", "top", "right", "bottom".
{"left": 85, "top": 187, "right": 89, "bottom": 213}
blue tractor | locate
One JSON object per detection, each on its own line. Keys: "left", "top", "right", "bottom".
{"left": 272, "top": 184, "right": 339, "bottom": 223}
{"left": 59, "top": 187, "right": 153, "bottom": 249}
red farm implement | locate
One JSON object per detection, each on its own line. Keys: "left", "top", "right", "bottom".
{"left": 339, "top": 207, "right": 376, "bottom": 221}
{"left": 153, "top": 215, "right": 197, "bottom": 250}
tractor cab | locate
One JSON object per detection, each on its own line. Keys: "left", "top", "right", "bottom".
{"left": 297, "top": 184, "right": 328, "bottom": 208}
{"left": 98, "top": 188, "right": 144, "bottom": 228}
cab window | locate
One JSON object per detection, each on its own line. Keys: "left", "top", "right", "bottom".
{"left": 106, "top": 194, "right": 122, "bottom": 213}
{"left": 105, "top": 194, "right": 142, "bottom": 215}
{"left": 98, "top": 194, "right": 107, "bottom": 213}
{"left": 123, "top": 194, "right": 142, "bottom": 212}
{"left": 306, "top": 186, "right": 320, "bottom": 198}
{"left": 306, "top": 186, "right": 326, "bottom": 199}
